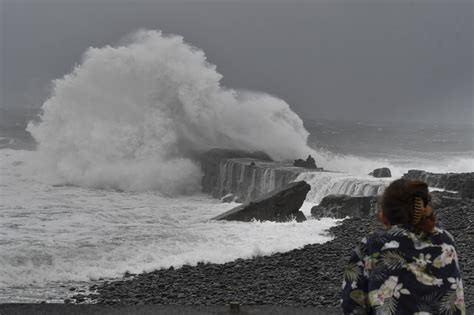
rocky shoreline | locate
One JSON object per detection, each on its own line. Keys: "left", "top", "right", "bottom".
{"left": 70, "top": 192, "right": 473, "bottom": 308}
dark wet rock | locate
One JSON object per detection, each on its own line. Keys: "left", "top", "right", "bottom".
{"left": 293, "top": 159, "right": 306, "bottom": 168}
{"left": 75, "top": 295, "right": 85, "bottom": 303}
{"left": 403, "top": 169, "right": 474, "bottom": 191}
{"left": 294, "top": 211, "right": 307, "bottom": 223}
{"left": 293, "top": 155, "right": 318, "bottom": 169}
{"left": 369, "top": 167, "right": 391, "bottom": 178}
{"left": 212, "top": 181, "right": 310, "bottom": 222}
{"left": 311, "top": 194, "right": 377, "bottom": 218}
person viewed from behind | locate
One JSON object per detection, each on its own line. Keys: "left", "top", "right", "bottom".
{"left": 341, "top": 179, "right": 465, "bottom": 314}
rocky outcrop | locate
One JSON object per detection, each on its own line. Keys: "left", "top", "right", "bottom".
{"left": 369, "top": 167, "right": 391, "bottom": 178}
{"left": 293, "top": 155, "right": 319, "bottom": 169}
{"left": 403, "top": 169, "right": 474, "bottom": 191}
{"left": 211, "top": 181, "right": 310, "bottom": 222}
{"left": 310, "top": 194, "right": 377, "bottom": 219}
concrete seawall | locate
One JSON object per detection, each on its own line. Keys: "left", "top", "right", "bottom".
{"left": 200, "top": 149, "right": 319, "bottom": 203}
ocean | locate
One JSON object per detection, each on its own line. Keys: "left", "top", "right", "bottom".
{"left": 305, "top": 119, "right": 473, "bottom": 176}
{"left": 1, "top": 30, "right": 472, "bottom": 303}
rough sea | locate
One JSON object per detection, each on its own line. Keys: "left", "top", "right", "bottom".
{"left": 0, "top": 108, "right": 337, "bottom": 303}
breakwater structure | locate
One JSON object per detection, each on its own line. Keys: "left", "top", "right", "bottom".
{"left": 199, "top": 148, "right": 389, "bottom": 204}
{"left": 200, "top": 148, "right": 313, "bottom": 203}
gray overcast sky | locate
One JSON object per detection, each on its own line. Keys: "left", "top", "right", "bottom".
{"left": 1, "top": 0, "right": 473, "bottom": 123}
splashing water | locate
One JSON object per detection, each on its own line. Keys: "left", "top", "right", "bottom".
{"left": 0, "top": 149, "right": 339, "bottom": 302}
{"left": 295, "top": 171, "right": 390, "bottom": 204}
{"left": 27, "top": 30, "right": 314, "bottom": 194}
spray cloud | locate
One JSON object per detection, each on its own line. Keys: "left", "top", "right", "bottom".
{"left": 27, "top": 30, "right": 315, "bottom": 193}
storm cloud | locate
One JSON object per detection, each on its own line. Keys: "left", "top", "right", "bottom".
{"left": 1, "top": 0, "right": 473, "bottom": 124}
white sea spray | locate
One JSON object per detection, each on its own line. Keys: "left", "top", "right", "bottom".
{"left": 26, "top": 30, "right": 314, "bottom": 193}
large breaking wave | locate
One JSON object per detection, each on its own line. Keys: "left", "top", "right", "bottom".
{"left": 27, "top": 30, "right": 316, "bottom": 193}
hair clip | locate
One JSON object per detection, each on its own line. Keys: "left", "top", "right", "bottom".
{"left": 412, "top": 196, "right": 424, "bottom": 225}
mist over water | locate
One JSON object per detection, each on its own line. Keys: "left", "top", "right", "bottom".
{"left": 27, "top": 30, "right": 314, "bottom": 194}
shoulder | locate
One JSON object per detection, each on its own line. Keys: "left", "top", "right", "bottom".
{"left": 438, "top": 228, "right": 455, "bottom": 241}
{"left": 431, "top": 227, "right": 457, "bottom": 246}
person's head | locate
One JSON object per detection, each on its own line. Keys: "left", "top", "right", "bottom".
{"left": 379, "top": 179, "right": 436, "bottom": 234}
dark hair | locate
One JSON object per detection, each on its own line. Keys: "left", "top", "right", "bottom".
{"left": 380, "top": 179, "right": 436, "bottom": 234}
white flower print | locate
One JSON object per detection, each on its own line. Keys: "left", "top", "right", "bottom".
{"left": 368, "top": 276, "right": 410, "bottom": 306}
{"left": 414, "top": 253, "right": 432, "bottom": 269}
{"left": 406, "top": 261, "right": 443, "bottom": 286}
{"left": 433, "top": 244, "right": 457, "bottom": 269}
{"left": 381, "top": 241, "right": 400, "bottom": 251}
{"left": 407, "top": 232, "right": 432, "bottom": 249}
{"left": 363, "top": 253, "right": 379, "bottom": 277}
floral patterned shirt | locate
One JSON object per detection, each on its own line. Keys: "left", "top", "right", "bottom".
{"left": 341, "top": 225, "right": 465, "bottom": 314}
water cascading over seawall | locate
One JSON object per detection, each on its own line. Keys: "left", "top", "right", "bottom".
{"left": 210, "top": 158, "right": 308, "bottom": 203}
{"left": 200, "top": 149, "right": 390, "bottom": 204}
{"left": 210, "top": 160, "right": 389, "bottom": 204}
{"left": 295, "top": 172, "right": 389, "bottom": 204}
